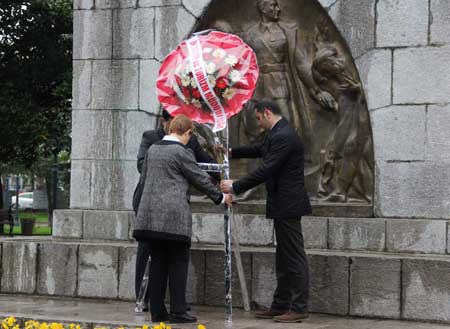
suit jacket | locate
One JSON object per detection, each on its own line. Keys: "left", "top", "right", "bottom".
{"left": 137, "top": 127, "right": 217, "bottom": 174}
{"left": 133, "top": 140, "right": 223, "bottom": 243}
{"left": 232, "top": 119, "right": 311, "bottom": 219}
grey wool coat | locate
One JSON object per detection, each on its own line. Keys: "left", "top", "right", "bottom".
{"left": 133, "top": 140, "right": 223, "bottom": 243}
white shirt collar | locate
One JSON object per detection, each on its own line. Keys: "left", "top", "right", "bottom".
{"left": 270, "top": 117, "right": 282, "bottom": 130}
{"left": 163, "top": 135, "right": 181, "bottom": 142}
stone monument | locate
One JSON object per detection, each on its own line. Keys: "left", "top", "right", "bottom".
{"left": 2, "top": 0, "right": 450, "bottom": 324}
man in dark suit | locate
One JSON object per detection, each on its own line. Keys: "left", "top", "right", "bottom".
{"left": 221, "top": 101, "right": 312, "bottom": 323}
{"left": 134, "top": 109, "right": 218, "bottom": 312}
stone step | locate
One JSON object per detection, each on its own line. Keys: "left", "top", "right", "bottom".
{"left": 1, "top": 237, "right": 450, "bottom": 323}
{"left": 2, "top": 295, "right": 448, "bottom": 329}
{"left": 54, "top": 209, "right": 450, "bottom": 255}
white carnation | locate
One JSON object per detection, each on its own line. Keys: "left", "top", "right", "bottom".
{"left": 223, "top": 88, "right": 235, "bottom": 100}
{"left": 212, "top": 48, "right": 226, "bottom": 58}
{"left": 229, "top": 70, "right": 241, "bottom": 83}
{"left": 225, "top": 55, "right": 238, "bottom": 66}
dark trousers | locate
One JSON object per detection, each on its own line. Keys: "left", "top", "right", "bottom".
{"left": 271, "top": 217, "right": 309, "bottom": 313}
{"left": 135, "top": 239, "right": 190, "bottom": 317}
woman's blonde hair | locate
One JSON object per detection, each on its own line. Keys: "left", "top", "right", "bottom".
{"left": 168, "top": 114, "right": 194, "bottom": 135}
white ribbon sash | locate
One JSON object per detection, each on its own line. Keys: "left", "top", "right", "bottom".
{"left": 186, "top": 36, "right": 227, "bottom": 132}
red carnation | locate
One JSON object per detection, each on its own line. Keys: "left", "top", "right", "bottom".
{"left": 216, "top": 77, "right": 228, "bottom": 89}
{"left": 182, "top": 87, "right": 191, "bottom": 98}
{"left": 192, "top": 88, "right": 201, "bottom": 99}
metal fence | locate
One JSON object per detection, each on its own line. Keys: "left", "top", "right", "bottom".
{"left": 1, "top": 162, "right": 70, "bottom": 233}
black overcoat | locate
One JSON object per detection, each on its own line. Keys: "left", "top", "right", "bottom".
{"left": 232, "top": 119, "right": 312, "bottom": 219}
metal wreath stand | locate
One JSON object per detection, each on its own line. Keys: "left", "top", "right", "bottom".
{"left": 136, "top": 30, "right": 254, "bottom": 328}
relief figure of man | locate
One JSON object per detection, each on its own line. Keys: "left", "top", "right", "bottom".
{"left": 242, "top": 0, "right": 336, "bottom": 163}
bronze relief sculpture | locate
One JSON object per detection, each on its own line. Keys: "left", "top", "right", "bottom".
{"left": 196, "top": 0, "right": 374, "bottom": 206}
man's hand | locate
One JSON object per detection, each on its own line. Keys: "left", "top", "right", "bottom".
{"left": 213, "top": 144, "right": 229, "bottom": 157}
{"left": 224, "top": 193, "right": 233, "bottom": 207}
{"left": 220, "top": 179, "right": 234, "bottom": 193}
{"left": 314, "top": 90, "right": 338, "bottom": 112}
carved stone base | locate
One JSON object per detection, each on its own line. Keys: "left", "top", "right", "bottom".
{"left": 190, "top": 199, "right": 374, "bottom": 218}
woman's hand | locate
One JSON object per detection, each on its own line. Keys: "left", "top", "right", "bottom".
{"left": 224, "top": 193, "right": 233, "bottom": 206}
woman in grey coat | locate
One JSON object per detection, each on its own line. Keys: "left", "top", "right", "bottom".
{"left": 133, "top": 114, "right": 232, "bottom": 324}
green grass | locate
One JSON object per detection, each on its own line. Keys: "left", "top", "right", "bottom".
{"left": 2, "top": 225, "right": 52, "bottom": 235}
{"left": 18, "top": 211, "right": 49, "bottom": 223}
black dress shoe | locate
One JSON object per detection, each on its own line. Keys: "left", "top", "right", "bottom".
{"left": 169, "top": 312, "right": 197, "bottom": 323}
{"left": 151, "top": 313, "right": 169, "bottom": 322}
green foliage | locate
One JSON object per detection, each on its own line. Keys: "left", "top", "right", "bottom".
{"left": 0, "top": 0, "right": 72, "bottom": 171}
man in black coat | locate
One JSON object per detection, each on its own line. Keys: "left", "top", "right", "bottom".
{"left": 134, "top": 109, "right": 218, "bottom": 312}
{"left": 221, "top": 101, "right": 312, "bottom": 323}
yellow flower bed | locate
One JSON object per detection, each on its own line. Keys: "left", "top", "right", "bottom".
{"left": 2, "top": 317, "right": 206, "bottom": 329}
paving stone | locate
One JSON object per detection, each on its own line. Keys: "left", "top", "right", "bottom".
{"left": 37, "top": 243, "right": 78, "bottom": 296}
{"left": 350, "top": 257, "right": 401, "bottom": 318}
{"left": 3, "top": 294, "right": 450, "bottom": 328}
{"left": 73, "top": 0, "right": 94, "bottom": 10}
{"left": 83, "top": 210, "right": 130, "bottom": 240}
{"left": 72, "top": 60, "right": 92, "bottom": 110}
{"left": 96, "top": 0, "right": 136, "bottom": 8}
{"left": 386, "top": 219, "right": 446, "bottom": 254}
{"left": 112, "top": 111, "right": 157, "bottom": 161}
{"left": 73, "top": 10, "right": 113, "bottom": 59}
{"left": 91, "top": 60, "right": 139, "bottom": 110}
{"left": 376, "top": 0, "right": 428, "bottom": 47}
{"left": 187, "top": 249, "right": 205, "bottom": 305}
{"left": 192, "top": 213, "right": 273, "bottom": 246}
{"left": 308, "top": 253, "right": 349, "bottom": 315}
{"left": 90, "top": 160, "right": 138, "bottom": 210}
{"left": 139, "top": 60, "right": 162, "bottom": 114}
{"left": 427, "top": 104, "right": 450, "bottom": 161}
{"left": 331, "top": 0, "right": 376, "bottom": 58}
{"left": 403, "top": 258, "right": 450, "bottom": 321}
{"left": 118, "top": 245, "right": 137, "bottom": 300}
{"left": 205, "top": 250, "right": 252, "bottom": 307}
{"left": 251, "top": 251, "right": 276, "bottom": 309}
{"left": 302, "top": 216, "right": 328, "bottom": 249}
{"left": 71, "top": 110, "right": 113, "bottom": 160}
{"left": 329, "top": 218, "right": 385, "bottom": 251}
{"left": 430, "top": 0, "right": 450, "bottom": 44}
{"left": 355, "top": 49, "right": 392, "bottom": 110}
{"left": 113, "top": 8, "right": 155, "bottom": 59}
{"left": 393, "top": 46, "right": 450, "bottom": 104}
{"left": 182, "top": 0, "right": 210, "bottom": 17}
{"left": 70, "top": 160, "right": 92, "bottom": 209}
{"left": 1, "top": 242, "right": 37, "bottom": 293}
{"left": 375, "top": 161, "right": 450, "bottom": 219}
{"left": 154, "top": 6, "right": 196, "bottom": 61}
{"left": 78, "top": 245, "right": 119, "bottom": 298}
{"left": 53, "top": 209, "right": 83, "bottom": 239}
{"left": 139, "top": 0, "right": 181, "bottom": 7}
{"left": 371, "top": 105, "right": 426, "bottom": 161}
